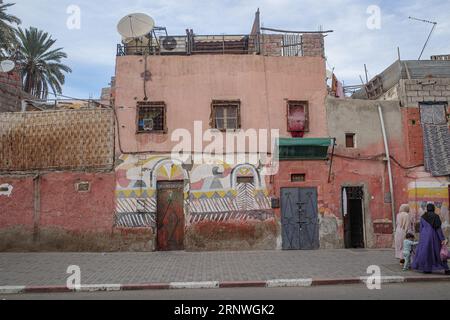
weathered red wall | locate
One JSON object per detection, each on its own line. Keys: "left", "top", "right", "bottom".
{"left": 38, "top": 172, "right": 115, "bottom": 232}
{"left": 0, "top": 171, "right": 119, "bottom": 251}
{"left": 0, "top": 176, "right": 34, "bottom": 230}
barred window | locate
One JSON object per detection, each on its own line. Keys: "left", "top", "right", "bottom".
{"left": 211, "top": 100, "right": 241, "bottom": 130}
{"left": 137, "top": 102, "right": 166, "bottom": 133}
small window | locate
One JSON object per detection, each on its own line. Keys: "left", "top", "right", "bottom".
{"left": 137, "top": 101, "right": 166, "bottom": 133}
{"left": 291, "top": 174, "right": 306, "bottom": 182}
{"left": 345, "top": 133, "right": 355, "bottom": 148}
{"left": 287, "top": 101, "right": 309, "bottom": 132}
{"left": 75, "top": 182, "right": 90, "bottom": 193}
{"left": 237, "top": 176, "right": 254, "bottom": 184}
{"left": 211, "top": 100, "right": 240, "bottom": 130}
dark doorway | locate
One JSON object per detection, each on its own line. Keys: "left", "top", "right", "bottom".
{"left": 156, "top": 181, "right": 185, "bottom": 251}
{"left": 281, "top": 187, "right": 319, "bottom": 250}
{"left": 343, "top": 187, "right": 365, "bottom": 249}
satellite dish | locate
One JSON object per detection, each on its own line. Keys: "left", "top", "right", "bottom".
{"left": 0, "top": 60, "right": 15, "bottom": 73}
{"left": 117, "top": 13, "right": 155, "bottom": 39}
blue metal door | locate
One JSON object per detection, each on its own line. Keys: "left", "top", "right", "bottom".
{"left": 281, "top": 188, "right": 319, "bottom": 250}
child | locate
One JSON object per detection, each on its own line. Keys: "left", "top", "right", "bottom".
{"left": 403, "top": 233, "right": 418, "bottom": 271}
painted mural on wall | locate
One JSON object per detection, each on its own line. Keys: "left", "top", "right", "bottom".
{"left": 408, "top": 180, "right": 450, "bottom": 229}
{"left": 115, "top": 154, "right": 274, "bottom": 229}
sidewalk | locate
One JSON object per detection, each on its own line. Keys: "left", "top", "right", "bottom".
{"left": 1, "top": 249, "right": 449, "bottom": 294}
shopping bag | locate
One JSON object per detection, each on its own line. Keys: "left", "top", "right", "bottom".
{"left": 440, "top": 245, "right": 449, "bottom": 261}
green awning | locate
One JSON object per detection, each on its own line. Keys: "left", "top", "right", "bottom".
{"left": 277, "top": 138, "right": 333, "bottom": 147}
{"left": 277, "top": 138, "right": 332, "bottom": 160}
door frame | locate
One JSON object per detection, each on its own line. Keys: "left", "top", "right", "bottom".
{"left": 342, "top": 185, "right": 367, "bottom": 249}
{"left": 156, "top": 180, "right": 186, "bottom": 251}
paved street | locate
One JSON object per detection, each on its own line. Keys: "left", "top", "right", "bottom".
{"left": 0, "top": 249, "right": 447, "bottom": 287}
{"left": 2, "top": 282, "right": 450, "bottom": 300}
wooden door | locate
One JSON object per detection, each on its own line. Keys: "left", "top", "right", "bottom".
{"left": 156, "top": 181, "right": 185, "bottom": 251}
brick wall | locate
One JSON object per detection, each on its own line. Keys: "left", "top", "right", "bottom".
{"left": 260, "top": 34, "right": 325, "bottom": 58}
{"left": 403, "top": 108, "right": 424, "bottom": 166}
{"left": 0, "top": 72, "right": 33, "bottom": 112}
{"left": 302, "top": 34, "right": 325, "bottom": 58}
{"left": 261, "top": 34, "right": 283, "bottom": 56}
{"left": 402, "top": 78, "right": 450, "bottom": 107}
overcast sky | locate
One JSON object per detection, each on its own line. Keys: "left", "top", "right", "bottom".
{"left": 9, "top": 0, "right": 450, "bottom": 98}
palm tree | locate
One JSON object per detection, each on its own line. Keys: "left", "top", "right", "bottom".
{"left": 0, "top": 2, "right": 21, "bottom": 56}
{"left": 16, "top": 27, "right": 72, "bottom": 99}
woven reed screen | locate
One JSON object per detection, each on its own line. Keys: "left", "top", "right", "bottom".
{"left": 0, "top": 109, "right": 114, "bottom": 171}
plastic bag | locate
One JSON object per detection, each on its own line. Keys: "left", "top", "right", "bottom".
{"left": 440, "top": 245, "right": 449, "bottom": 261}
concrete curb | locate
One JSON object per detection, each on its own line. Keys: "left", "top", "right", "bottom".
{"left": 2, "top": 276, "right": 450, "bottom": 295}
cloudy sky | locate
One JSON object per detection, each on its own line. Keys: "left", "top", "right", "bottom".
{"left": 8, "top": 0, "right": 450, "bottom": 98}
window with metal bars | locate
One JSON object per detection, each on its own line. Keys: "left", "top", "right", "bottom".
{"left": 211, "top": 100, "right": 241, "bottom": 130}
{"left": 137, "top": 101, "right": 166, "bottom": 133}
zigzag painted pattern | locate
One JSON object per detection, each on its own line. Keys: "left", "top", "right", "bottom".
{"left": 236, "top": 183, "right": 257, "bottom": 211}
{"left": 189, "top": 210, "right": 275, "bottom": 224}
{"left": 116, "top": 198, "right": 157, "bottom": 214}
{"left": 115, "top": 212, "right": 156, "bottom": 228}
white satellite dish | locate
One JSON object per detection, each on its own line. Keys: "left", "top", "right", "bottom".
{"left": 117, "top": 13, "right": 155, "bottom": 39}
{"left": 0, "top": 60, "right": 15, "bottom": 73}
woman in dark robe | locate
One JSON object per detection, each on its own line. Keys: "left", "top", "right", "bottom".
{"left": 412, "top": 203, "right": 450, "bottom": 274}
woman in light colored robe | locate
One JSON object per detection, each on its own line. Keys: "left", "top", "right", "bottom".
{"left": 395, "top": 204, "right": 412, "bottom": 260}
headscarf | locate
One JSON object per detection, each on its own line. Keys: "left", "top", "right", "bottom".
{"left": 422, "top": 203, "right": 442, "bottom": 230}
{"left": 397, "top": 204, "right": 411, "bottom": 231}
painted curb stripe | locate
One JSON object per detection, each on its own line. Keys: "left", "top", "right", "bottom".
{"left": 0, "top": 286, "right": 26, "bottom": 294}
{"left": 3, "top": 275, "right": 450, "bottom": 295}
{"left": 169, "top": 281, "right": 219, "bottom": 289}
{"left": 24, "top": 286, "right": 72, "bottom": 294}
{"left": 121, "top": 283, "right": 170, "bottom": 290}
{"left": 266, "top": 279, "right": 313, "bottom": 288}
{"left": 311, "top": 278, "right": 362, "bottom": 286}
{"left": 404, "top": 276, "right": 450, "bottom": 283}
{"left": 219, "top": 281, "right": 266, "bottom": 288}
{"left": 360, "top": 276, "right": 405, "bottom": 284}
{"left": 76, "top": 284, "right": 122, "bottom": 292}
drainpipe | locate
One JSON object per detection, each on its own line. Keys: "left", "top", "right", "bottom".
{"left": 33, "top": 174, "right": 41, "bottom": 243}
{"left": 377, "top": 104, "right": 396, "bottom": 229}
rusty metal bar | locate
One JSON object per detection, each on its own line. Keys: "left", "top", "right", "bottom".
{"left": 261, "top": 27, "right": 333, "bottom": 34}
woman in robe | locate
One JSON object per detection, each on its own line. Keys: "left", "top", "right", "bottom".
{"left": 412, "top": 203, "right": 450, "bottom": 274}
{"left": 395, "top": 204, "right": 412, "bottom": 261}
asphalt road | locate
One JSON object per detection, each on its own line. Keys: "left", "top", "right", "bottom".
{"left": 2, "top": 282, "right": 450, "bottom": 300}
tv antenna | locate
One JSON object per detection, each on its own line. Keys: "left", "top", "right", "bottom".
{"left": 408, "top": 16, "right": 437, "bottom": 60}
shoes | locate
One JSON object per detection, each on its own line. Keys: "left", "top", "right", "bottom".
{"left": 400, "top": 259, "right": 405, "bottom": 264}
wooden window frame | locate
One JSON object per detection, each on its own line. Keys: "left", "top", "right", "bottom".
{"left": 291, "top": 174, "right": 306, "bottom": 182}
{"left": 287, "top": 100, "right": 309, "bottom": 132}
{"left": 136, "top": 101, "right": 167, "bottom": 134}
{"left": 237, "top": 176, "right": 254, "bottom": 184}
{"left": 210, "top": 100, "right": 241, "bottom": 131}
{"left": 345, "top": 133, "right": 356, "bottom": 148}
